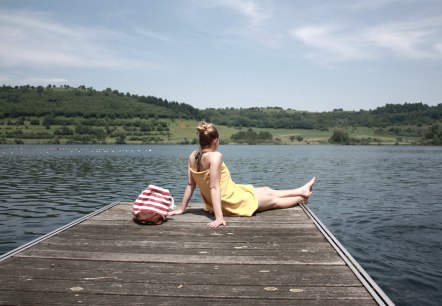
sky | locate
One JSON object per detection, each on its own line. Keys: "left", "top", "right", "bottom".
{"left": 1, "top": 0, "right": 442, "bottom": 112}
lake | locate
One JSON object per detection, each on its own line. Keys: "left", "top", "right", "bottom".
{"left": 0, "top": 144, "right": 441, "bottom": 305}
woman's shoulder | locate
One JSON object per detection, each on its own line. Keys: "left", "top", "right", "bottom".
{"left": 189, "top": 150, "right": 198, "bottom": 159}
{"left": 189, "top": 150, "right": 223, "bottom": 167}
{"left": 189, "top": 150, "right": 222, "bottom": 158}
{"left": 208, "top": 151, "right": 222, "bottom": 160}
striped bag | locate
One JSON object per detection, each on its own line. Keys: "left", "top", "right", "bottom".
{"left": 132, "top": 185, "right": 175, "bottom": 225}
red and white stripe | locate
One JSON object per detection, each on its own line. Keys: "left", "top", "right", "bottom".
{"left": 133, "top": 185, "right": 175, "bottom": 217}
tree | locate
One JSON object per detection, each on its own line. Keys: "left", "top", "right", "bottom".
{"left": 112, "top": 127, "right": 127, "bottom": 144}
{"left": 329, "top": 129, "right": 350, "bottom": 144}
{"left": 421, "top": 124, "right": 442, "bottom": 145}
{"left": 42, "top": 114, "right": 54, "bottom": 128}
{"left": 230, "top": 128, "right": 272, "bottom": 144}
{"left": 36, "top": 85, "right": 44, "bottom": 95}
{"left": 258, "top": 131, "right": 273, "bottom": 141}
{"left": 54, "top": 126, "right": 74, "bottom": 135}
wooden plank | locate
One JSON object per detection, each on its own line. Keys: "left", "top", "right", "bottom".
{"left": 0, "top": 202, "right": 383, "bottom": 305}
{"left": 56, "top": 223, "right": 324, "bottom": 237}
{"left": 0, "top": 257, "right": 350, "bottom": 275}
{"left": 23, "top": 240, "right": 341, "bottom": 258}
{"left": 0, "top": 291, "right": 378, "bottom": 306}
{"left": 23, "top": 242, "right": 341, "bottom": 261}
{"left": 0, "top": 263, "right": 361, "bottom": 286}
{"left": 36, "top": 237, "right": 335, "bottom": 251}
{"left": 0, "top": 278, "right": 373, "bottom": 300}
{"left": 16, "top": 250, "right": 345, "bottom": 265}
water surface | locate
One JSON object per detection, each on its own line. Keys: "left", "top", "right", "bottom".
{"left": 1, "top": 144, "right": 441, "bottom": 305}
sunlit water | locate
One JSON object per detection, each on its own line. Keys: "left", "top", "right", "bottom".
{"left": 1, "top": 144, "right": 441, "bottom": 305}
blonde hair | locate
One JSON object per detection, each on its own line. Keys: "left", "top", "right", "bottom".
{"left": 197, "top": 121, "right": 219, "bottom": 148}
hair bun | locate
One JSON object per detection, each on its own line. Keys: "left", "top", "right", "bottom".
{"left": 197, "top": 121, "right": 209, "bottom": 133}
{"left": 196, "top": 121, "right": 219, "bottom": 147}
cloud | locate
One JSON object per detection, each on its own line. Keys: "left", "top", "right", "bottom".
{"left": 131, "top": 27, "right": 171, "bottom": 43}
{"left": 292, "top": 25, "right": 372, "bottom": 60}
{"left": 193, "top": 0, "right": 281, "bottom": 48}
{"left": 221, "top": 0, "right": 271, "bottom": 25}
{"left": 292, "top": 18, "right": 442, "bottom": 62}
{"left": 0, "top": 73, "right": 68, "bottom": 87}
{"left": 345, "top": 0, "right": 409, "bottom": 10}
{"left": 0, "top": 10, "right": 156, "bottom": 70}
{"left": 365, "top": 20, "right": 439, "bottom": 59}
{"left": 201, "top": 0, "right": 272, "bottom": 25}
{"left": 109, "top": 10, "right": 172, "bottom": 43}
{"left": 435, "top": 42, "right": 442, "bottom": 54}
{"left": 20, "top": 78, "right": 69, "bottom": 85}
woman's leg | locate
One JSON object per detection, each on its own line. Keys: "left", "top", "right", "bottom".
{"left": 255, "top": 177, "right": 315, "bottom": 212}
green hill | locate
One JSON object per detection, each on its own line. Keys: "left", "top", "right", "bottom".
{"left": 0, "top": 85, "right": 199, "bottom": 119}
{"left": 1, "top": 84, "right": 441, "bottom": 145}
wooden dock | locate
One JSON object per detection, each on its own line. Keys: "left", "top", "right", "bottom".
{"left": 0, "top": 202, "right": 393, "bottom": 305}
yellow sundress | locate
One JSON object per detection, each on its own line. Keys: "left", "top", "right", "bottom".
{"left": 190, "top": 162, "right": 258, "bottom": 216}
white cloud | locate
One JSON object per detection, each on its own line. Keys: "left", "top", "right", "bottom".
{"left": 292, "top": 18, "right": 442, "bottom": 62}
{"left": 292, "top": 25, "right": 372, "bottom": 60}
{"left": 20, "top": 78, "right": 69, "bottom": 85}
{"left": 365, "top": 20, "right": 438, "bottom": 59}
{"left": 201, "top": 0, "right": 272, "bottom": 25}
{"left": 224, "top": 0, "right": 271, "bottom": 25}
{"left": 0, "top": 10, "right": 156, "bottom": 70}
{"left": 435, "top": 42, "right": 442, "bottom": 54}
{"left": 195, "top": 0, "right": 442, "bottom": 57}
{"left": 192, "top": 0, "right": 281, "bottom": 49}
{"left": 131, "top": 27, "right": 171, "bottom": 42}
{"left": 345, "top": 0, "right": 410, "bottom": 10}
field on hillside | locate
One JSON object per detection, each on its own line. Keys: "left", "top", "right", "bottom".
{"left": 0, "top": 117, "right": 421, "bottom": 145}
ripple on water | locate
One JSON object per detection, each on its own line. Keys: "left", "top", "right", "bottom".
{"left": 1, "top": 144, "right": 442, "bottom": 306}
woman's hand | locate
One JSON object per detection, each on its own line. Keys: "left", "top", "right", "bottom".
{"left": 207, "top": 218, "right": 226, "bottom": 228}
{"left": 168, "top": 207, "right": 185, "bottom": 216}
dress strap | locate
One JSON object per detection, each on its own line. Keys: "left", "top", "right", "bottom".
{"left": 195, "top": 150, "right": 206, "bottom": 172}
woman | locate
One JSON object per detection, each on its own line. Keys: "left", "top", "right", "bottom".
{"left": 168, "top": 121, "right": 315, "bottom": 228}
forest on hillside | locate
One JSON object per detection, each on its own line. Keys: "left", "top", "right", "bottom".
{"left": 1, "top": 84, "right": 441, "bottom": 145}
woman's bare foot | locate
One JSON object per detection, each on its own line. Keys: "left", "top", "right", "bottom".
{"left": 300, "top": 177, "right": 315, "bottom": 204}
{"left": 299, "top": 177, "right": 315, "bottom": 197}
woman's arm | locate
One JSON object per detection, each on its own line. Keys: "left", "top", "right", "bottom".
{"left": 207, "top": 152, "right": 226, "bottom": 227}
{"left": 168, "top": 156, "right": 196, "bottom": 216}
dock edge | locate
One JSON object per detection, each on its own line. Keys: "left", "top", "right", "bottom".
{"left": 0, "top": 201, "right": 121, "bottom": 263}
